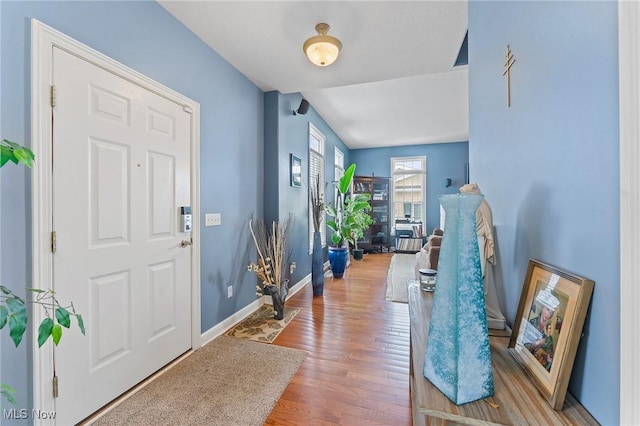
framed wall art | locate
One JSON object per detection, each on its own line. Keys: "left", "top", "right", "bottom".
{"left": 508, "top": 259, "right": 594, "bottom": 410}
{"left": 290, "top": 154, "right": 301, "bottom": 188}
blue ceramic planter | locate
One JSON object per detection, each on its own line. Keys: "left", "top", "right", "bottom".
{"left": 328, "top": 246, "right": 348, "bottom": 278}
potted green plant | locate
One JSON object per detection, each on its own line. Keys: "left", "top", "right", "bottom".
{"left": 324, "top": 163, "right": 370, "bottom": 277}
{"left": 350, "top": 208, "right": 375, "bottom": 261}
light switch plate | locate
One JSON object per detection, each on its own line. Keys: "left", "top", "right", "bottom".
{"left": 205, "top": 213, "right": 221, "bottom": 226}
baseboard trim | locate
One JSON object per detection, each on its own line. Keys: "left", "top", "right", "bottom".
{"left": 199, "top": 299, "right": 262, "bottom": 346}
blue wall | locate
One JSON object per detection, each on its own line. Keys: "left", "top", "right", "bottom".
{"left": 263, "top": 91, "right": 351, "bottom": 279}
{"left": 1, "top": 0, "right": 264, "bottom": 414}
{"left": 468, "top": 1, "right": 619, "bottom": 424}
{"left": 351, "top": 142, "right": 469, "bottom": 233}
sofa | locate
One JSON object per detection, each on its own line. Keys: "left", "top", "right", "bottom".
{"left": 414, "top": 227, "right": 443, "bottom": 279}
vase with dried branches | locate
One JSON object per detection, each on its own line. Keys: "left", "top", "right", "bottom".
{"left": 247, "top": 215, "right": 293, "bottom": 319}
{"left": 310, "top": 174, "right": 325, "bottom": 296}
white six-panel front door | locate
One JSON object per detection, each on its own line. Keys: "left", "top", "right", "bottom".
{"left": 51, "top": 46, "right": 192, "bottom": 425}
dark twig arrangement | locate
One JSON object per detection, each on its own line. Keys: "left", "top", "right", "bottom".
{"left": 310, "top": 174, "right": 324, "bottom": 233}
{"left": 247, "top": 215, "right": 293, "bottom": 319}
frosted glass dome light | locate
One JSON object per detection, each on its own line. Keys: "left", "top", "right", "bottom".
{"left": 303, "top": 23, "right": 342, "bottom": 67}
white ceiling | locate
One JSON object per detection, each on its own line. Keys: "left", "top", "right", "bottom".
{"left": 159, "top": 1, "right": 469, "bottom": 149}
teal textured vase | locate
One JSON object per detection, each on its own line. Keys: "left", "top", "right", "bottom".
{"left": 423, "top": 194, "right": 494, "bottom": 405}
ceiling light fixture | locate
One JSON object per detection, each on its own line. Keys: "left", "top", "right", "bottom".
{"left": 303, "top": 23, "right": 342, "bottom": 67}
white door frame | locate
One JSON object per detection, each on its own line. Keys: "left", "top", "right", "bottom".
{"left": 30, "top": 19, "right": 201, "bottom": 422}
{"left": 619, "top": 3, "right": 640, "bottom": 425}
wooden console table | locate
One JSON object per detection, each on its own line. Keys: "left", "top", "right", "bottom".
{"left": 407, "top": 282, "right": 598, "bottom": 425}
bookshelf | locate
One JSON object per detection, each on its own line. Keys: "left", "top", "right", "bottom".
{"left": 353, "top": 176, "right": 390, "bottom": 252}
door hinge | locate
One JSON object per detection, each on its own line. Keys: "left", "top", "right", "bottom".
{"left": 52, "top": 375, "right": 59, "bottom": 398}
{"left": 50, "top": 85, "right": 56, "bottom": 108}
{"left": 51, "top": 231, "right": 57, "bottom": 253}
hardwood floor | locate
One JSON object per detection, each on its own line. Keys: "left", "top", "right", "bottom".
{"left": 265, "top": 253, "right": 412, "bottom": 425}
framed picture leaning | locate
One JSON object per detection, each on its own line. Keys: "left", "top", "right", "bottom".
{"left": 508, "top": 259, "right": 594, "bottom": 410}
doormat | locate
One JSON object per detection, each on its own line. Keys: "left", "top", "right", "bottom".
{"left": 88, "top": 336, "right": 307, "bottom": 426}
{"left": 224, "top": 304, "right": 300, "bottom": 343}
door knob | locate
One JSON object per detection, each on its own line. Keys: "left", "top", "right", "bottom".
{"left": 180, "top": 239, "right": 192, "bottom": 248}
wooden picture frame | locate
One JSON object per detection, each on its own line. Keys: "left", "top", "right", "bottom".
{"left": 290, "top": 154, "right": 301, "bottom": 188}
{"left": 508, "top": 259, "right": 594, "bottom": 410}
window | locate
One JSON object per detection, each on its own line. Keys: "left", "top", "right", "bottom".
{"left": 334, "top": 147, "right": 344, "bottom": 180}
{"left": 309, "top": 123, "right": 326, "bottom": 252}
{"left": 391, "top": 156, "right": 426, "bottom": 226}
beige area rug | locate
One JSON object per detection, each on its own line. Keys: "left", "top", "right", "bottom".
{"left": 385, "top": 253, "right": 417, "bottom": 303}
{"left": 225, "top": 304, "right": 300, "bottom": 343}
{"left": 91, "top": 336, "right": 307, "bottom": 426}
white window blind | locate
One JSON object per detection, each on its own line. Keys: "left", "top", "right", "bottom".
{"left": 309, "top": 123, "right": 326, "bottom": 252}
{"left": 334, "top": 147, "right": 344, "bottom": 205}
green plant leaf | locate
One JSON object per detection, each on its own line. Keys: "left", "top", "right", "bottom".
{"left": 5, "top": 291, "right": 24, "bottom": 303}
{"left": 338, "top": 163, "right": 356, "bottom": 195}
{"left": 0, "top": 140, "right": 34, "bottom": 169}
{"left": 0, "top": 285, "right": 12, "bottom": 295}
{"left": 351, "top": 202, "right": 371, "bottom": 213}
{"left": 0, "top": 146, "right": 15, "bottom": 167}
{"left": 8, "top": 315, "right": 26, "bottom": 347}
{"left": 51, "top": 324, "right": 62, "bottom": 345}
{"left": 1, "top": 383, "right": 17, "bottom": 405}
{"left": 76, "top": 314, "right": 86, "bottom": 335}
{"left": 5, "top": 297, "right": 26, "bottom": 315}
{"left": 352, "top": 193, "right": 371, "bottom": 203}
{"left": 37, "top": 318, "right": 54, "bottom": 347}
{"left": 2, "top": 140, "right": 22, "bottom": 150}
{"left": 0, "top": 306, "right": 7, "bottom": 329}
{"left": 55, "top": 307, "right": 71, "bottom": 328}
{"left": 324, "top": 205, "right": 337, "bottom": 217}
{"left": 5, "top": 297, "right": 27, "bottom": 346}
{"left": 13, "top": 148, "right": 34, "bottom": 168}
{"left": 25, "top": 287, "right": 46, "bottom": 293}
